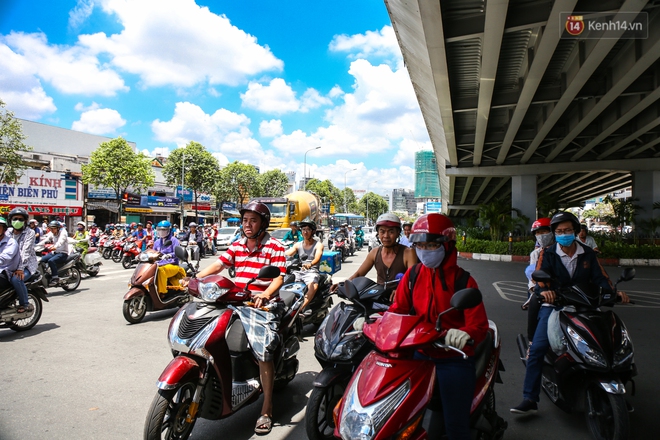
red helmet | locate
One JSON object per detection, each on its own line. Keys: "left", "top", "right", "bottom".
{"left": 410, "top": 213, "right": 456, "bottom": 243}
{"left": 240, "top": 201, "right": 271, "bottom": 232}
{"left": 531, "top": 217, "right": 551, "bottom": 233}
{"left": 375, "top": 213, "right": 402, "bottom": 233}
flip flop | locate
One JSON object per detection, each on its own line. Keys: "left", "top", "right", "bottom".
{"left": 254, "top": 415, "right": 272, "bottom": 435}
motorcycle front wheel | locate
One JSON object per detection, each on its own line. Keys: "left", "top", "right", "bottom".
{"left": 61, "top": 267, "right": 81, "bottom": 291}
{"left": 585, "top": 383, "right": 629, "bottom": 440}
{"left": 122, "top": 256, "right": 133, "bottom": 269}
{"left": 123, "top": 297, "right": 147, "bottom": 324}
{"left": 144, "top": 381, "right": 198, "bottom": 440}
{"left": 305, "top": 382, "right": 347, "bottom": 440}
{"left": 102, "top": 248, "right": 112, "bottom": 259}
{"left": 9, "top": 293, "right": 43, "bottom": 332}
{"left": 112, "top": 249, "right": 122, "bottom": 263}
{"left": 86, "top": 265, "right": 100, "bottom": 277}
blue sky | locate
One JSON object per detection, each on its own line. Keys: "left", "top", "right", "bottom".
{"left": 0, "top": 0, "right": 432, "bottom": 195}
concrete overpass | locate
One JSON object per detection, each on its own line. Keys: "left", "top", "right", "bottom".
{"left": 384, "top": 0, "right": 660, "bottom": 224}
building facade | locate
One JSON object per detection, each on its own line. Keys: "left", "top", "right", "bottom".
{"left": 415, "top": 150, "right": 441, "bottom": 198}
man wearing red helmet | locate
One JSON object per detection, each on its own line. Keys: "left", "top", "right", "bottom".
{"left": 390, "top": 213, "right": 489, "bottom": 440}
{"left": 194, "top": 201, "right": 286, "bottom": 435}
{"left": 331, "top": 213, "right": 417, "bottom": 294}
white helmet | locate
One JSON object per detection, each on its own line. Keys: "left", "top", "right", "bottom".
{"left": 375, "top": 213, "right": 402, "bottom": 233}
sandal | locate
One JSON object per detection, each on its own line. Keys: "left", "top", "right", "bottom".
{"left": 16, "top": 306, "right": 27, "bottom": 313}
{"left": 254, "top": 414, "right": 273, "bottom": 435}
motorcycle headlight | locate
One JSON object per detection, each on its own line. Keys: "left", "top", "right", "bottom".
{"left": 138, "top": 253, "right": 150, "bottom": 262}
{"left": 331, "top": 335, "right": 366, "bottom": 361}
{"left": 614, "top": 327, "right": 634, "bottom": 366}
{"left": 566, "top": 326, "right": 607, "bottom": 367}
{"left": 339, "top": 371, "right": 410, "bottom": 440}
{"left": 198, "top": 282, "right": 229, "bottom": 302}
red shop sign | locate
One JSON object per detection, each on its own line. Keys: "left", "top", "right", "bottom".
{"left": 0, "top": 204, "right": 83, "bottom": 216}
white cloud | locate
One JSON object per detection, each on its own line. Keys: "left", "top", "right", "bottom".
{"left": 141, "top": 146, "right": 170, "bottom": 158}
{"left": 74, "top": 102, "right": 101, "bottom": 112}
{"left": 300, "top": 89, "right": 332, "bottom": 112}
{"left": 329, "top": 26, "right": 401, "bottom": 62}
{"left": 1, "top": 31, "right": 128, "bottom": 97}
{"left": 152, "top": 101, "right": 266, "bottom": 161}
{"left": 72, "top": 107, "right": 126, "bottom": 134}
{"left": 241, "top": 78, "right": 331, "bottom": 114}
{"left": 79, "top": 0, "right": 283, "bottom": 88}
{"left": 259, "top": 119, "right": 283, "bottom": 138}
{"left": 69, "top": 0, "right": 97, "bottom": 29}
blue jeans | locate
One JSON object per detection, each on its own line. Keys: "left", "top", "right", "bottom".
{"left": 10, "top": 268, "right": 32, "bottom": 306}
{"left": 415, "top": 353, "right": 476, "bottom": 440}
{"left": 41, "top": 252, "right": 68, "bottom": 278}
{"left": 523, "top": 305, "right": 557, "bottom": 402}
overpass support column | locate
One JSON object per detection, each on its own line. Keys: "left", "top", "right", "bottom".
{"left": 633, "top": 171, "right": 660, "bottom": 223}
{"left": 512, "top": 175, "right": 537, "bottom": 230}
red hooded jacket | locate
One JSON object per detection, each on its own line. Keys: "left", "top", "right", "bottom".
{"left": 389, "top": 248, "right": 489, "bottom": 358}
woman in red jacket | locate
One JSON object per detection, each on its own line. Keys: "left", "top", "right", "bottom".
{"left": 390, "top": 213, "right": 489, "bottom": 440}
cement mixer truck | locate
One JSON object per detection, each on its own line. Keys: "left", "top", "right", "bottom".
{"left": 250, "top": 191, "right": 321, "bottom": 231}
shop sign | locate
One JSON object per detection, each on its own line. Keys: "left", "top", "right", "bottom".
{"left": 125, "top": 207, "right": 153, "bottom": 213}
{"left": 176, "top": 187, "right": 211, "bottom": 203}
{"left": 221, "top": 202, "right": 236, "bottom": 211}
{"left": 88, "top": 186, "right": 118, "bottom": 199}
{"left": 0, "top": 204, "right": 83, "bottom": 216}
{"left": 0, "top": 169, "right": 81, "bottom": 206}
{"left": 141, "top": 196, "right": 180, "bottom": 208}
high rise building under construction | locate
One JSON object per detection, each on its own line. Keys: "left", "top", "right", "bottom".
{"left": 415, "top": 150, "right": 441, "bottom": 198}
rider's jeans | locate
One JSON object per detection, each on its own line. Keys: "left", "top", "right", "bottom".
{"left": 10, "top": 268, "right": 32, "bottom": 306}
{"left": 523, "top": 305, "right": 557, "bottom": 402}
{"left": 42, "top": 252, "right": 68, "bottom": 278}
{"left": 414, "top": 353, "right": 476, "bottom": 440}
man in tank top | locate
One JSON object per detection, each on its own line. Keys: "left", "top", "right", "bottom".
{"left": 331, "top": 213, "right": 417, "bottom": 299}
{"left": 285, "top": 219, "right": 324, "bottom": 312}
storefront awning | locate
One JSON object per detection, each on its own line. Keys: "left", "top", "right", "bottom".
{"left": 87, "top": 201, "right": 119, "bottom": 213}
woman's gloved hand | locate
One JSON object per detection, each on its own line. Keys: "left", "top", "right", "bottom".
{"left": 445, "top": 329, "right": 470, "bottom": 350}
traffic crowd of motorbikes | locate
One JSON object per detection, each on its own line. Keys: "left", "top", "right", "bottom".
{"left": 0, "top": 203, "right": 639, "bottom": 440}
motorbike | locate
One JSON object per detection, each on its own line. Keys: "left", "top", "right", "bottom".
{"left": 355, "top": 234, "right": 364, "bottom": 251}
{"left": 516, "top": 269, "right": 637, "bottom": 440}
{"left": 101, "top": 236, "right": 115, "bottom": 259}
{"left": 279, "top": 254, "right": 333, "bottom": 328}
{"left": 334, "top": 282, "right": 507, "bottom": 440}
{"left": 142, "top": 247, "right": 303, "bottom": 440}
{"left": 35, "top": 244, "right": 82, "bottom": 292}
{"left": 111, "top": 237, "right": 128, "bottom": 263}
{"left": 122, "top": 245, "right": 194, "bottom": 324}
{"left": 305, "top": 276, "right": 396, "bottom": 440}
{"left": 205, "top": 233, "right": 217, "bottom": 256}
{"left": 121, "top": 238, "right": 145, "bottom": 269}
{"left": 331, "top": 233, "right": 349, "bottom": 262}
{"left": 0, "top": 273, "right": 49, "bottom": 332}
{"left": 70, "top": 239, "right": 103, "bottom": 277}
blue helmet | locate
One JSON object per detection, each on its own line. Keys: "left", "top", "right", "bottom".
{"left": 157, "top": 220, "right": 171, "bottom": 229}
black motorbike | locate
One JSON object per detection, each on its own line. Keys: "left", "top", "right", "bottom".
{"left": 517, "top": 268, "right": 636, "bottom": 440}
{"left": 0, "top": 273, "right": 49, "bottom": 332}
{"left": 279, "top": 254, "right": 333, "bottom": 328}
{"left": 305, "top": 276, "right": 397, "bottom": 440}
{"left": 35, "top": 244, "right": 82, "bottom": 292}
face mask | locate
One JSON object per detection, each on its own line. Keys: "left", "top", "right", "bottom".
{"left": 555, "top": 233, "right": 575, "bottom": 247}
{"left": 157, "top": 229, "right": 169, "bottom": 238}
{"left": 77, "top": 226, "right": 84, "bottom": 231}
{"left": 415, "top": 246, "right": 446, "bottom": 269}
{"left": 536, "top": 232, "right": 554, "bottom": 248}
{"left": 12, "top": 220, "right": 24, "bottom": 229}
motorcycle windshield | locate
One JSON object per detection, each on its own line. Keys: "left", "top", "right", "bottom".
{"left": 364, "top": 312, "right": 438, "bottom": 352}
{"left": 317, "top": 302, "right": 362, "bottom": 359}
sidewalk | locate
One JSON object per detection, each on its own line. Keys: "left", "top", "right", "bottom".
{"left": 458, "top": 251, "right": 660, "bottom": 267}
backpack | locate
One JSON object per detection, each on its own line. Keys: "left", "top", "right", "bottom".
{"left": 406, "top": 263, "right": 471, "bottom": 314}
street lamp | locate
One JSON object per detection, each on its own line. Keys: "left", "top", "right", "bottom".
{"left": 366, "top": 180, "right": 379, "bottom": 225}
{"left": 303, "top": 146, "right": 321, "bottom": 191}
{"left": 344, "top": 168, "right": 357, "bottom": 213}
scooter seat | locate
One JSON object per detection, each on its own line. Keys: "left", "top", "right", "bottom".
{"left": 474, "top": 331, "right": 494, "bottom": 379}
{"left": 65, "top": 254, "right": 78, "bottom": 263}
{"left": 88, "top": 247, "right": 98, "bottom": 253}
{"left": 279, "top": 289, "right": 297, "bottom": 309}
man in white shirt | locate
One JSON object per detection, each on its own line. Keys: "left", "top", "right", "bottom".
{"left": 40, "top": 221, "right": 69, "bottom": 285}
{"left": 578, "top": 224, "right": 599, "bottom": 252}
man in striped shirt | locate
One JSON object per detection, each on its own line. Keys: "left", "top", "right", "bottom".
{"left": 195, "top": 201, "right": 285, "bottom": 435}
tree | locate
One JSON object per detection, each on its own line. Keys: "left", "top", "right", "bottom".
{"left": 602, "top": 195, "right": 641, "bottom": 240}
{"left": 0, "top": 99, "right": 33, "bottom": 184}
{"left": 214, "top": 161, "right": 260, "bottom": 208}
{"left": 537, "top": 193, "right": 563, "bottom": 218}
{"left": 359, "top": 192, "right": 389, "bottom": 223}
{"left": 257, "top": 169, "right": 289, "bottom": 197}
{"left": 341, "top": 188, "right": 358, "bottom": 213}
{"left": 477, "top": 198, "right": 528, "bottom": 241}
{"left": 305, "top": 178, "right": 342, "bottom": 211}
{"left": 82, "top": 137, "right": 155, "bottom": 219}
{"left": 163, "top": 142, "right": 219, "bottom": 220}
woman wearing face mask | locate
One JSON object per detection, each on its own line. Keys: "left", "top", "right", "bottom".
{"left": 389, "top": 213, "right": 489, "bottom": 440}
{"left": 72, "top": 221, "right": 90, "bottom": 257}
{"left": 521, "top": 218, "right": 554, "bottom": 355}
{"left": 7, "top": 208, "right": 37, "bottom": 314}
{"left": 152, "top": 220, "right": 185, "bottom": 296}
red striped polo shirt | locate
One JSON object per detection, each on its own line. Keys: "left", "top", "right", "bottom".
{"left": 219, "top": 233, "right": 286, "bottom": 291}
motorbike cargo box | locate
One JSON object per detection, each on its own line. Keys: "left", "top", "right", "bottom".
{"left": 319, "top": 251, "right": 341, "bottom": 275}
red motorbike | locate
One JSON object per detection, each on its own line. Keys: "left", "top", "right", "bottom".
{"left": 333, "top": 283, "right": 507, "bottom": 440}
{"left": 121, "top": 238, "right": 145, "bottom": 269}
{"left": 142, "top": 246, "right": 303, "bottom": 440}
{"left": 331, "top": 232, "right": 349, "bottom": 262}
{"left": 111, "top": 236, "right": 128, "bottom": 263}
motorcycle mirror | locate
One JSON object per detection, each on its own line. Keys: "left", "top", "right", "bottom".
{"left": 618, "top": 267, "right": 636, "bottom": 282}
{"left": 343, "top": 279, "right": 359, "bottom": 300}
{"left": 256, "top": 265, "right": 282, "bottom": 279}
{"left": 531, "top": 269, "right": 552, "bottom": 283}
{"left": 174, "top": 246, "right": 188, "bottom": 262}
{"left": 450, "top": 288, "right": 483, "bottom": 310}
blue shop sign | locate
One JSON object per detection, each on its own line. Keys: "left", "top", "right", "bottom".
{"left": 141, "top": 196, "right": 180, "bottom": 208}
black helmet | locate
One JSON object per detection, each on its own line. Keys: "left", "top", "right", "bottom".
{"left": 290, "top": 221, "right": 299, "bottom": 228}
{"left": 8, "top": 207, "right": 29, "bottom": 222}
{"left": 299, "top": 218, "right": 317, "bottom": 232}
{"left": 239, "top": 201, "right": 271, "bottom": 238}
{"left": 550, "top": 212, "right": 580, "bottom": 235}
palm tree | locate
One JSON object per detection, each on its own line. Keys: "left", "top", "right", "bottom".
{"left": 478, "top": 198, "right": 528, "bottom": 241}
